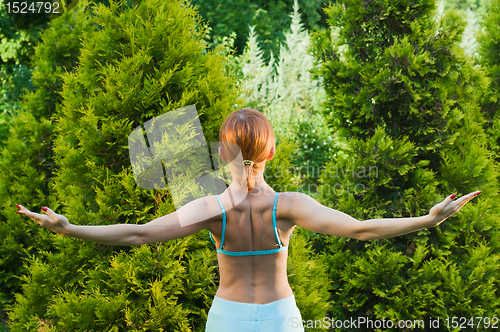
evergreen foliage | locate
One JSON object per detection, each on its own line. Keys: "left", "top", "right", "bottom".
{"left": 239, "top": 1, "right": 326, "bottom": 135}
{"left": 287, "top": 226, "right": 331, "bottom": 332}
{"left": 0, "top": 1, "right": 96, "bottom": 310}
{"left": 7, "top": 0, "right": 239, "bottom": 328}
{"left": 435, "top": 0, "right": 481, "bottom": 59}
{"left": 441, "top": 0, "right": 488, "bottom": 17}
{"left": 9, "top": 234, "right": 219, "bottom": 331}
{"left": 238, "top": 0, "right": 342, "bottom": 193}
{"left": 310, "top": 0, "right": 500, "bottom": 327}
{"left": 192, "top": 0, "right": 333, "bottom": 63}
{"left": 477, "top": 0, "right": 500, "bottom": 162}
{"left": 0, "top": 0, "right": 43, "bottom": 146}
{"left": 0, "top": 0, "right": 85, "bottom": 147}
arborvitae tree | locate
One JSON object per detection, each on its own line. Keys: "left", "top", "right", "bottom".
{"left": 0, "top": 0, "right": 50, "bottom": 145}
{"left": 310, "top": 0, "right": 500, "bottom": 329}
{"left": 477, "top": 0, "right": 500, "bottom": 162}
{"left": 7, "top": 0, "right": 236, "bottom": 329}
{"left": 6, "top": 0, "right": 329, "bottom": 330}
{"left": 0, "top": 0, "right": 107, "bottom": 146}
{"left": 0, "top": 1, "right": 95, "bottom": 311}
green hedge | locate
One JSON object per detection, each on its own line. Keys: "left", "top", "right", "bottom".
{"left": 0, "top": 1, "right": 96, "bottom": 309}
{"left": 309, "top": 0, "right": 500, "bottom": 330}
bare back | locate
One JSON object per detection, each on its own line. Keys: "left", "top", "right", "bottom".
{"left": 205, "top": 188, "right": 296, "bottom": 304}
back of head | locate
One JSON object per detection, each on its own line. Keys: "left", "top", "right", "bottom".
{"left": 219, "top": 108, "right": 275, "bottom": 192}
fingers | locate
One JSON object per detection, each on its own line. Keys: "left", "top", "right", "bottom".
{"left": 41, "top": 206, "right": 52, "bottom": 215}
{"left": 439, "top": 191, "right": 481, "bottom": 216}
{"left": 444, "top": 193, "right": 457, "bottom": 205}
{"left": 433, "top": 194, "right": 457, "bottom": 213}
{"left": 454, "top": 191, "right": 481, "bottom": 210}
{"left": 41, "top": 206, "right": 59, "bottom": 223}
{"left": 431, "top": 191, "right": 481, "bottom": 219}
{"left": 17, "top": 204, "right": 52, "bottom": 215}
{"left": 16, "top": 204, "right": 40, "bottom": 215}
{"left": 16, "top": 204, "right": 50, "bottom": 224}
{"left": 16, "top": 204, "right": 28, "bottom": 212}
{"left": 16, "top": 204, "right": 34, "bottom": 217}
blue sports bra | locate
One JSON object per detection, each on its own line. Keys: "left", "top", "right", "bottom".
{"left": 208, "top": 192, "right": 291, "bottom": 256}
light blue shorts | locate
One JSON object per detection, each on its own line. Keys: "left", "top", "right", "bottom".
{"left": 205, "top": 294, "right": 304, "bottom": 332}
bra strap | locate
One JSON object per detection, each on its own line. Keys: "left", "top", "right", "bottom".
{"left": 215, "top": 195, "right": 226, "bottom": 249}
{"left": 217, "top": 246, "right": 288, "bottom": 256}
{"left": 209, "top": 231, "right": 216, "bottom": 245}
{"left": 272, "top": 192, "right": 282, "bottom": 248}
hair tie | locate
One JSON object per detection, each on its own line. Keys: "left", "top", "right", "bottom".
{"left": 243, "top": 160, "right": 254, "bottom": 167}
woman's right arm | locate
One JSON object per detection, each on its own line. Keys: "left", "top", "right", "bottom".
{"left": 16, "top": 196, "right": 216, "bottom": 246}
{"left": 287, "top": 191, "right": 481, "bottom": 241}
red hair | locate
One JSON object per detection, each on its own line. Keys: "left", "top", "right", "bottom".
{"left": 219, "top": 109, "right": 275, "bottom": 191}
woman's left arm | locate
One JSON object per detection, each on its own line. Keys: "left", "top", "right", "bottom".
{"left": 16, "top": 196, "right": 215, "bottom": 246}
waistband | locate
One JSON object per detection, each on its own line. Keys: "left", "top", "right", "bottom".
{"left": 209, "top": 294, "right": 300, "bottom": 321}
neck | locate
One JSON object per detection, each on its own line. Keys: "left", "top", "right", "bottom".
{"left": 226, "top": 162, "right": 272, "bottom": 194}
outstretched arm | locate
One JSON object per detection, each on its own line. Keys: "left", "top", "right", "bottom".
{"left": 16, "top": 196, "right": 216, "bottom": 246}
{"left": 288, "top": 191, "right": 481, "bottom": 241}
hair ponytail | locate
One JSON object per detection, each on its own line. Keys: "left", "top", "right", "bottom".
{"left": 244, "top": 164, "right": 255, "bottom": 191}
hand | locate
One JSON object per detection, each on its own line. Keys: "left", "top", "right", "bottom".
{"left": 16, "top": 204, "right": 70, "bottom": 235}
{"left": 427, "top": 191, "right": 482, "bottom": 226}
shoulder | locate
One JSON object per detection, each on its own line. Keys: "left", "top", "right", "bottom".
{"left": 277, "top": 191, "right": 312, "bottom": 204}
{"left": 202, "top": 195, "right": 224, "bottom": 220}
{"left": 276, "top": 191, "right": 313, "bottom": 220}
{"left": 175, "top": 195, "right": 223, "bottom": 228}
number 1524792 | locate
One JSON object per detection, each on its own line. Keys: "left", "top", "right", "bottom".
{"left": 6, "top": 2, "right": 59, "bottom": 14}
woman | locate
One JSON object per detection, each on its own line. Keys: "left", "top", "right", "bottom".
{"left": 17, "top": 108, "right": 481, "bottom": 331}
